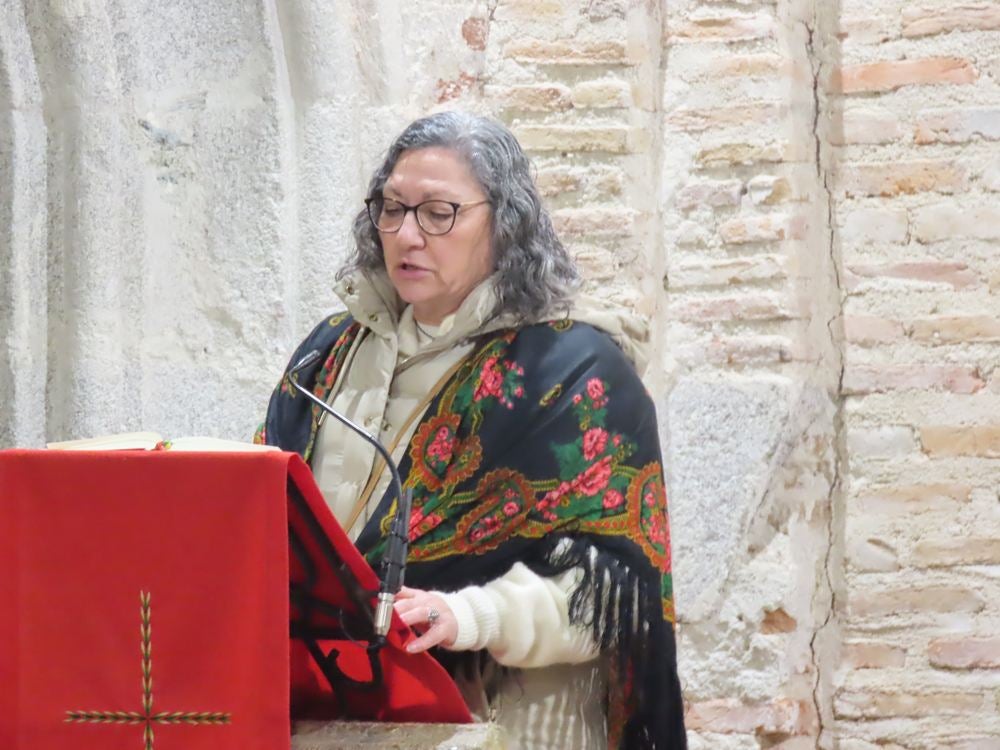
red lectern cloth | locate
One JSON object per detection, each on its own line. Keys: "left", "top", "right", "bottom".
{"left": 0, "top": 450, "right": 291, "bottom": 750}
{"left": 0, "top": 449, "right": 471, "bottom": 750}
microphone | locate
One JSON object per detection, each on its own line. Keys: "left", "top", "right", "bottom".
{"left": 288, "top": 349, "right": 413, "bottom": 640}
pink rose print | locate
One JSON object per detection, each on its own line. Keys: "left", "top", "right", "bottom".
{"left": 408, "top": 508, "right": 424, "bottom": 541}
{"left": 550, "top": 481, "right": 572, "bottom": 502}
{"left": 408, "top": 506, "right": 444, "bottom": 541}
{"left": 586, "top": 378, "right": 605, "bottom": 401}
{"left": 582, "top": 427, "right": 608, "bottom": 461}
{"left": 574, "top": 456, "right": 612, "bottom": 496}
{"left": 473, "top": 356, "right": 505, "bottom": 402}
{"left": 427, "top": 426, "right": 455, "bottom": 463}
{"left": 572, "top": 394, "right": 582, "bottom": 405}
{"left": 535, "top": 495, "right": 556, "bottom": 522}
{"left": 647, "top": 512, "right": 668, "bottom": 546}
{"left": 536, "top": 481, "right": 572, "bottom": 523}
{"left": 503, "top": 501, "right": 519, "bottom": 516}
{"left": 471, "top": 356, "right": 524, "bottom": 407}
{"left": 602, "top": 489, "right": 624, "bottom": 510}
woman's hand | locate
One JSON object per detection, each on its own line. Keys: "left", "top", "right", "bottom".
{"left": 393, "top": 586, "right": 459, "bottom": 653}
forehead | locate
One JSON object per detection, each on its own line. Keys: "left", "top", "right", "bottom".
{"left": 384, "top": 146, "right": 483, "bottom": 199}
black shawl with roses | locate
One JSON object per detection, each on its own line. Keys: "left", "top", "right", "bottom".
{"left": 257, "top": 312, "right": 687, "bottom": 749}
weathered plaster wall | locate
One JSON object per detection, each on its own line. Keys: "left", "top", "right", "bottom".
{"left": 0, "top": 0, "right": 489, "bottom": 446}
{"left": 2, "top": 2, "right": 998, "bottom": 748}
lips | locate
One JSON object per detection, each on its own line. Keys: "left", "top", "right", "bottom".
{"left": 394, "top": 260, "right": 434, "bottom": 282}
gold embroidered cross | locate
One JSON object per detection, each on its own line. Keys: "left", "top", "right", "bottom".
{"left": 66, "top": 591, "right": 231, "bottom": 749}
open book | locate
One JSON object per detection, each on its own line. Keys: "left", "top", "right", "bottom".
{"left": 46, "top": 431, "right": 279, "bottom": 452}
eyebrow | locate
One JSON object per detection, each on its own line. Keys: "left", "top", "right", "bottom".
{"left": 382, "top": 184, "right": 461, "bottom": 202}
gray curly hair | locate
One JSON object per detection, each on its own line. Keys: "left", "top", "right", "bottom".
{"left": 338, "top": 111, "right": 580, "bottom": 323}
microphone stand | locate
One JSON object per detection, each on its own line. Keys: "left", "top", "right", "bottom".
{"left": 288, "top": 350, "right": 413, "bottom": 644}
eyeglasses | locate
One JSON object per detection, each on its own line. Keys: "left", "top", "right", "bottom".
{"left": 365, "top": 196, "right": 489, "bottom": 236}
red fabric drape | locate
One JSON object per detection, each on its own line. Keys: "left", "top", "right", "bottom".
{"left": 0, "top": 450, "right": 468, "bottom": 750}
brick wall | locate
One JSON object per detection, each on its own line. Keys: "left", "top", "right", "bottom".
{"left": 477, "top": 0, "right": 664, "bottom": 320}
{"left": 833, "top": 2, "right": 1000, "bottom": 748}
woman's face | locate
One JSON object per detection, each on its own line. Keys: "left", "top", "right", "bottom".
{"left": 379, "top": 147, "right": 493, "bottom": 325}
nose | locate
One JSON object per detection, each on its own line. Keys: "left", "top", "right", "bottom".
{"left": 395, "top": 208, "right": 426, "bottom": 247}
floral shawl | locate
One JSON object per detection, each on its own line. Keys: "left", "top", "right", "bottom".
{"left": 258, "top": 312, "right": 687, "bottom": 749}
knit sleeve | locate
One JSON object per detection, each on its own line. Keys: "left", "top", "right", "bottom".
{"left": 435, "top": 560, "right": 601, "bottom": 669}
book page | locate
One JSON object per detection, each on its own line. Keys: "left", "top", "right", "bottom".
{"left": 166, "top": 436, "right": 279, "bottom": 452}
{"left": 46, "top": 432, "right": 163, "bottom": 450}
{"left": 46, "top": 433, "right": 278, "bottom": 452}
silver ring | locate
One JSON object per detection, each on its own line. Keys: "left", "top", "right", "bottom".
{"left": 427, "top": 607, "right": 440, "bottom": 625}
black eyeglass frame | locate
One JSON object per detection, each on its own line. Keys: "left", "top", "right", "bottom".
{"left": 364, "top": 196, "right": 489, "bottom": 236}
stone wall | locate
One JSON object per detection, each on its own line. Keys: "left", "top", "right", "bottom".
{"left": 2, "top": 2, "right": 998, "bottom": 748}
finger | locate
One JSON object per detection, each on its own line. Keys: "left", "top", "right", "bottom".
{"left": 397, "top": 606, "right": 429, "bottom": 627}
{"left": 393, "top": 597, "right": 423, "bottom": 616}
{"left": 406, "top": 626, "right": 449, "bottom": 653}
{"left": 396, "top": 586, "right": 419, "bottom": 599}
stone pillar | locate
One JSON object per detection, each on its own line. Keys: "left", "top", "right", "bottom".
{"left": 0, "top": 1, "right": 49, "bottom": 448}
{"left": 660, "top": 0, "right": 844, "bottom": 746}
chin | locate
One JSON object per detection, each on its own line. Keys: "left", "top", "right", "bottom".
{"left": 390, "top": 282, "right": 438, "bottom": 312}
{"left": 389, "top": 277, "right": 420, "bottom": 300}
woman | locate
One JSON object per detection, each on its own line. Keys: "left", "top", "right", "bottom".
{"left": 258, "top": 112, "right": 686, "bottom": 749}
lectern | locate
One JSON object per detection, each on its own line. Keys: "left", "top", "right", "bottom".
{"left": 0, "top": 450, "right": 470, "bottom": 750}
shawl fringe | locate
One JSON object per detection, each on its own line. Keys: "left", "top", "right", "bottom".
{"left": 535, "top": 534, "right": 684, "bottom": 749}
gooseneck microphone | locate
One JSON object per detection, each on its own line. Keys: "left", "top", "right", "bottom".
{"left": 288, "top": 349, "right": 413, "bottom": 640}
